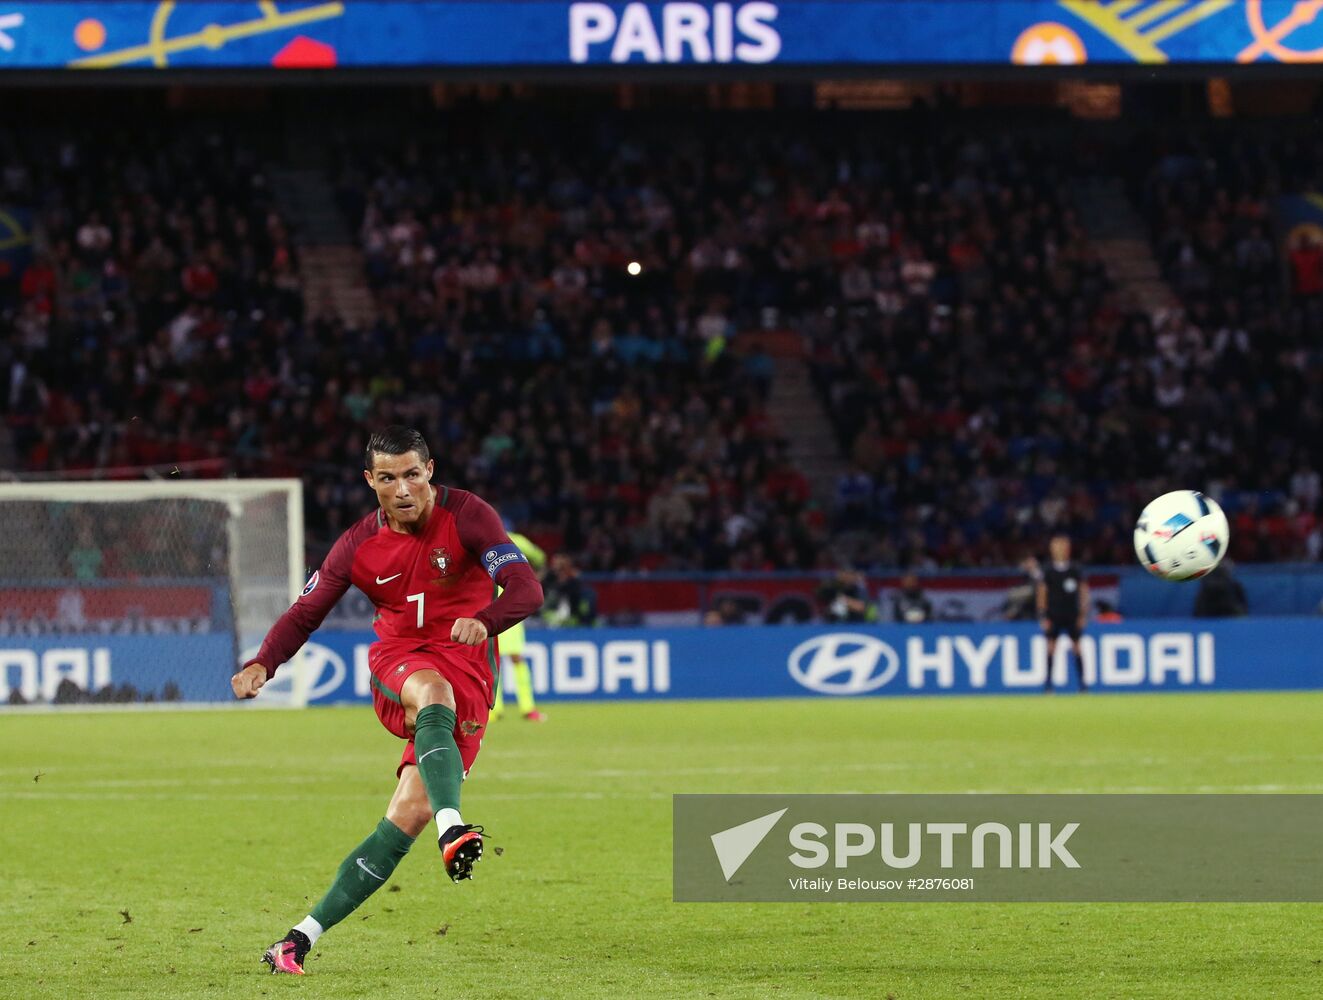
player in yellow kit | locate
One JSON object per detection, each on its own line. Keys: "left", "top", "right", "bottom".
{"left": 493, "top": 528, "right": 548, "bottom": 722}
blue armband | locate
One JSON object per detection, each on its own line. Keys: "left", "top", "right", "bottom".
{"left": 482, "top": 543, "right": 528, "bottom": 579}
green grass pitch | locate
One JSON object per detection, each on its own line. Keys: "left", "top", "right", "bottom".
{"left": 3, "top": 693, "right": 1322, "bottom": 999}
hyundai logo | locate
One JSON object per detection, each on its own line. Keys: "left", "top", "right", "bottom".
{"left": 238, "top": 641, "right": 346, "bottom": 703}
{"left": 297, "top": 642, "right": 348, "bottom": 701}
{"left": 787, "top": 633, "right": 899, "bottom": 695}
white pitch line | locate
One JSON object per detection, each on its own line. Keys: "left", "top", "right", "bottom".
{"left": 0, "top": 700, "right": 296, "bottom": 715}
{"left": 0, "top": 755, "right": 386, "bottom": 775}
{"left": 10, "top": 756, "right": 1323, "bottom": 789}
{"left": 6, "top": 775, "right": 374, "bottom": 789}
{"left": 7, "top": 784, "right": 1323, "bottom": 803}
{"left": 0, "top": 789, "right": 664, "bottom": 802}
{"left": 0, "top": 760, "right": 946, "bottom": 788}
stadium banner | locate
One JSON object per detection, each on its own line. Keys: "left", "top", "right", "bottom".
{"left": 0, "top": 583, "right": 220, "bottom": 633}
{"left": 675, "top": 794, "right": 1323, "bottom": 902}
{"left": 318, "top": 572, "right": 1119, "bottom": 628}
{"left": 3, "top": 618, "right": 1319, "bottom": 705}
{"left": 268, "top": 617, "right": 1318, "bottom": 705}
{"left": 2, "top": 2, "right": 1323, "bottom": 72}
{"left": 600, "top": 573, "right": 1118, "bottom": 626}
{"left": 0, "top": 634, "right": 235, "bottom": 703}
{"left": 1120, "top": 564, "right": 1323, "bottom": 617}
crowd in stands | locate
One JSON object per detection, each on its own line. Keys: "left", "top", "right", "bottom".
{"left": 800, "top": 132, "right": 1137, "bottom": 567}
{"left": 1130, "top": 128, "right": 1323, "bottom": 561}
{"left": 338, "top": 115, "right": 1192, "bottom": 571}
{"left": 809, "top": 126, "right": 1322, "bottom": 567}
{"left": 328, "top": 113, "right": 834, "bottom": 571}
{"left": 3, "top": 112, "right": 1321, "bottom": 575}
{"left": 0, "top": 127, "right": 301, "bottom": 484}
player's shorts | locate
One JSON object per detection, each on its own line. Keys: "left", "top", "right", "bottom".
{"left": 1044, "top": 618, "right": 1082, "bottom": 642}
{"left": 500, "top": 619, "right": 526, "bottom": 657}
{"left": 366, "top": 642, "right": 493, "bottom": 778}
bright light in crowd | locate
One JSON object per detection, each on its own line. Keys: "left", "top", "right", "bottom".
{"left": 627, "top": 261, "right": 642, "bottom": 276}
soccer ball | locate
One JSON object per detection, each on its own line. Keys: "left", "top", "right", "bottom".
{"left": 1133, "top": 490, "right": 1229, "bottom": 581}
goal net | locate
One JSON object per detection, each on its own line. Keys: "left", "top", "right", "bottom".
{"left": 0, "top": 480, "right": 303, "bottom": 707}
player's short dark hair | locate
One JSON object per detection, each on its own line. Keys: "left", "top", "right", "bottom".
{"left": 365, "top": 426, "right": 430, "bottom": 470}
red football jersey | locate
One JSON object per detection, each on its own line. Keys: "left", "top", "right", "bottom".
{"left": 251, "top": 485, "right": 542, "bottom": 677}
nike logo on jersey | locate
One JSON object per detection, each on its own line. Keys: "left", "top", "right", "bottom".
{"left": 375, "top": 573, "right": 402, "bottom": 584}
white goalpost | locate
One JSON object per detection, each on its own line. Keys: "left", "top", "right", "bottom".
{"left": 0, "top": 479, "right": 306, "bottom": 707}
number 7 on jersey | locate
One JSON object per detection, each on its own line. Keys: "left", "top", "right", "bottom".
{"left": 406, "top": 592, "right": 424, "bottom": 628}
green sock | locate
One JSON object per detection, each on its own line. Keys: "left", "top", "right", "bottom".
{"left": 414, "top": 703, "right": 463, "bottom": 817}
{"left": 309, "top": 818, "right": 414, "bottom": 931}
{"left": 512, "top": 658, "right": 536, "bottom": 715}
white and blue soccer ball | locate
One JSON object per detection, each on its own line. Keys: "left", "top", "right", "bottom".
{"left": 1133, "top": 490, "right": 1230, "bottom": 581}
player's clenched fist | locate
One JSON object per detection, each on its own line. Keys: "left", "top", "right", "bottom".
{"left": 232, "top": 662, "right": 268, "bottom": 699}
{"left": 451, "top": 617, "right": 488, "bottom": 646}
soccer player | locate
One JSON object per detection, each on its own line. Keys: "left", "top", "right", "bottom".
{"left": 491, "top": 526, "right": 548, "bottom": 722}
{"left": 1037, "top": 533, "right": 1089, "bottom": 692}
{"left": 230, "top": 426, "right": 543, "bottom": 976}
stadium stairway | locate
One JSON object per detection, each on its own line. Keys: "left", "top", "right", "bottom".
{"left": 1072, "top": 176, "right": 1179, "bottom": 315}
{"left": 769, "top": 353, "right": 848, "bottom": 507}
{"left": 267, "top": 166, "right": 377, "bottom": 329}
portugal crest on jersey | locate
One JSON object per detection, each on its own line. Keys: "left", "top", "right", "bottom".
{"left": 430, "top": 547, "right": 451, "bottom": 576}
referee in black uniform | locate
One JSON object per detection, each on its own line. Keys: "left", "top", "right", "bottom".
{"left": 1037, "top": 534, "right": 1090, "bottom": 691}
